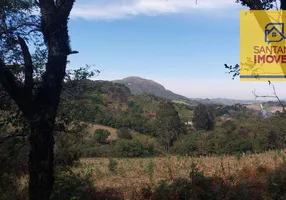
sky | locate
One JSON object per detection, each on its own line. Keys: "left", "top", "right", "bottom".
{"left": 66, "top": 0, "right": 286, "bottom": 100}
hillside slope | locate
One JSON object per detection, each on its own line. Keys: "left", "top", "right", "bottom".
{"left": 63, "top": 80, "right": 194, "bottom": 134}
{"left": 190, "top": 98, "right": 264, "bottom": 106}
{"left": 113, "top": 76, "right": 190, "bottom": 101}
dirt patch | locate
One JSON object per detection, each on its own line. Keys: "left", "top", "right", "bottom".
{"left": 87, "top": 124, "right": 118, "bottom": 141}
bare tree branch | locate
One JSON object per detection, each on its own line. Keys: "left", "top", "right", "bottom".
{"left": 252, "top": 82, "right": 286, "bottom": 113}
{"left": 0, "top": 22, "right": 40, "bottom": 37}
{"left": 0, "top": 133, "right": 28, "bottom": 144}
{"left": 18, "top": 36, "right": 33, "bottom": 94}
{"left": 0, "top": 59, "right": 32, "bottom": 118}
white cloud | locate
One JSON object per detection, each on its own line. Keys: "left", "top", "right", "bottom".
{"left": 71, "top": 0, "right": 241, "bottom": 20}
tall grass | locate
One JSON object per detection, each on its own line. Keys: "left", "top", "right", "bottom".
{"left": 76, "top": 150, "right": 286, "bottom": 199}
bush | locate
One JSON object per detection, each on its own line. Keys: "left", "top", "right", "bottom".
{"left": 93, "top": 129, "right": 111, "bottom": 144}
{"left": 108, "top": 158, "right": 118, "bottom": 173}
{"left": 268, "top": 163, "right": 286, "bottom": 199}
{"left": 51, "top": 170, "right": 95, "bottom": 200}
{"left": 81, "top": 144, "right": 115, "bottom": 158}
{"left": 115, "top": 139, "right": 154, "bottom": 157}
{"left": 170, "top": 132, "right": 200, "bottom": 156}
{"left": 54, "top": 123, "right": 86, "bottom": 168}
{"left": 81, "top": 146, "right": 101, "bottom": 157}
{"left": 152, "top": 164, "right": 217, "bottom": 200}
{"left": 117, "top": 128, "right": 133, "bottom": 140}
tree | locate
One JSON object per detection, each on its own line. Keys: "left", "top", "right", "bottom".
{"left": 156, "top": 101, "right": 185, "bottom": 151}
{"left": 117, "top": 127, "right": 133, "bottom": 140}
{"left": 93, "top": 129, "right": 111, "bottom": 144}
{"left": 0, "top": 1, "right": 77, "bottom": 199}
{"left": 115, "top": 139, "right": 154, "bottom": 157}
{"left": 192, "top": 104, "right": 215, "bottom": 131}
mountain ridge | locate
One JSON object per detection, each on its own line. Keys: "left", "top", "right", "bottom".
{"left": 113, "top": 76, "right": 269, "bottom": 105}
{"left": 113, "top": 76, "right": 190, "bottom": 101}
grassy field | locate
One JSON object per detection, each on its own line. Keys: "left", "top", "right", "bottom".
{"left": 75, "top": 150, "right": 286, "bottom": 199}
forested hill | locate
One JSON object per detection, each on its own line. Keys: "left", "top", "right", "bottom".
{"left": 113, "top": 76, "right": 190, "bottom": 102}
{"left": 60, "top": 79, "right": 194, "bottom": 134}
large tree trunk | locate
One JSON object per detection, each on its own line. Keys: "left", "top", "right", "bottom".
{"left": 29, "top": 122, "right": 55, "bottom": 200}
{"left": 28, "top": 54, "right": 67, "bottom": 200}
{"left": 26, "top": 0, "right": 75, "bottom": 198}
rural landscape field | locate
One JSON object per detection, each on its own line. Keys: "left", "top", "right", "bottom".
{"left": 2, "top": 0, "right": 286, "bottom": 200}
{"left": 76, "top": 151, "right": 286, "bottom": 199}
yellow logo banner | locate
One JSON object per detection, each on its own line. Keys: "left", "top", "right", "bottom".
{"left": 240, "top": 10, "right": 286, "bottom": 81}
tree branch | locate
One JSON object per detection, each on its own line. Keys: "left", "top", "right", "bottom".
{"left": 281, "top": 0, "right": 286, "bottom": 10}
{"left": 0, "top": 22, "right": 40, "bottom": 37}
{"left": 252, "top": 82, "right": 286, "bottom": 113}
{"left": 0, "top": 133, "right": 28, "bottom": 144}
{"left": 18, "top": 36, "right": 34, "bottom": 94}
{"left": 0, "top": 59, "right": 32, "bottom": 119}
{"left": 239, "top": 0, "right": 264, "bottom": 9}
{"left": 56, "top": 0, "right": 76, "bottom": 19}
{"left": 38, "top": 0, "right": 56, "bottom": 9}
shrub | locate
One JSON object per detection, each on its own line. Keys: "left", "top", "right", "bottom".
{"left": 268, "top": 163, "right": 286, "bottom": 199}
{"left": 93, "top": 129, "right": 111, "bottom": 144}
{"left": 115, "top": 139, "right": 154, "bottom": 157}
{"left": 54, "top": 122, "right": 87, "bottom": 168}
{"left": 108, "top": 158, "right": 118, "bottom": 173}
{"left": 81, "top": 146, "right": 101, "bottom": 157}
{"left": 170, "top": 132, "right": 200, "bottom": 156}
{"left": 51, "top": 170, "right": 95, "bottom": 200}
{"left": 117, "top": 128, "right": 133, "bottom": 140}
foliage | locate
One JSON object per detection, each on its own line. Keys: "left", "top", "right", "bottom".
{"left": 108, "top": 158, "right": 118, "bottom": 173}
{"left": 54, "top": 122, "right": 87, "bottom": 168}
{"left": 171, "top": 115, "right": 286, "bottom": 156}
{"left": 170, "top": 132, "right": 201, "bottom": 156}
{"left": 147, "top": 159, "right": 155, "bottom": 183}
{"left": 51, "top": 170, "right": 95, "bottom": 200}
{"left": 156, "top": 101, "right": 186, "bottom": 151}
{"left": 0, "top": 115, "right": 89, "bottom": 199}
{"left": 192, "top": 103, "right": 215, "bottom": 131}
{"left": 0, "top": 0, "right": 82, "bottom": 199}
{"left": 93, "top": 129, "right": 111, "bottom": 145}
{"left": 117, "top": 128, "right": 133, "bottom": 140}
{"left": 152, "top": 163, "right": 217, "bottom": 200}
{"left": 115, "top": 139, "right": 154, "bottom": 157}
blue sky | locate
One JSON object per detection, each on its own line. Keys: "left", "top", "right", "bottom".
{"left": 66, "top": 0, "right": 286, "bottom": 100}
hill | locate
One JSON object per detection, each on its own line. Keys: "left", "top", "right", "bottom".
{"left": 190, "top": 98, "right": 265, "bottom": 105}
{"left": 113, "top": 77, "right": 270, "bottom": 106}
{"left": 113, "top": 76, "right": 190, "bottom": 102}
{"left": 61, "top": 79, "right": 194, "bottom": 133}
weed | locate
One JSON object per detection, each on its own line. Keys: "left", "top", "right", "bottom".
{"left": 108, "top": 158, "right": 118, "bottom": 174}
{"left": 147, "top": 159, "right": 155, "bottom": 183}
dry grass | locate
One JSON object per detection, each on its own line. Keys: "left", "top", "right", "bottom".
{"left": 76, "top": 150, "right": 286, "bottom": 193}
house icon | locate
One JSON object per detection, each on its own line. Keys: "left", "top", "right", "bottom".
{"left": 265, "top": 23, "right": 286, "bottom": 44}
